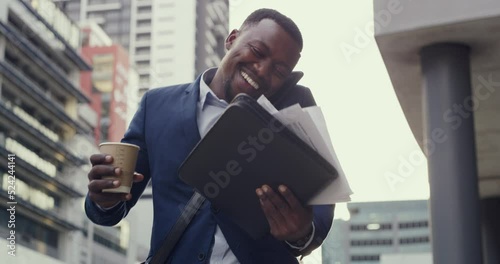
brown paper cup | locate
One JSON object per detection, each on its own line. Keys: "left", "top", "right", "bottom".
{"left": 99, "top": 142, "right": 140, "bottom": 193}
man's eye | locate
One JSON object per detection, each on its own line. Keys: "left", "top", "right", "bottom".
{"left": 251, "top": 46, "right": 263, "bottom": 58}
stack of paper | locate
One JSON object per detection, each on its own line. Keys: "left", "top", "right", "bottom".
{"left": 257, "top": 96, "right": 353, "bottom": 204}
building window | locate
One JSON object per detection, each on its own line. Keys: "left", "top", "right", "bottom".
{"left": 399, "top": 220, "right": 429, "bottom": 229}
{"left": 351, "top": 255, "right": 380, "bottom": 262}
{"left": 139, "top": 75, "right": 150, "bottom": 84}
{"left": 137, "top": 6, "right": 152, "bottom": 14}
{"left": 93, "top": 233, "right": 126, "bottom": 254}
{"left": 1, "top": 173, "right": 60, "bottom": 211}
{"left": 6, "top": 14, "right": 70, "bottom": 72}
{"left": 5, "top": 138, "right": 57, "bottom": 177}
{"left": 136, "top": 33, "right": 151, "bottom": 41}
{"left": 105, "top": 10, "right": 121, "bottom": 22}
{"left": 351, "top": 238, "right": 393, "bottom": 247}
{"left": 350, "top": 223, "right": 392, "bottom": 231}
{"left": 0, "top": 206, "right": 59, "bottom": 253}
{"left": 399, "top": 236, "right": 430, "bottom": 245}
{"left": 136, "top": 61, "right": 150, "bottom": 69}
{"left": 3, "top": 50, "right": 66, "bottom": 109}
{"left": 137, "top": 19, "right": 151, "bottom": 28}
{"left": 136, "top": 47, "right": 150, "bottom": 55}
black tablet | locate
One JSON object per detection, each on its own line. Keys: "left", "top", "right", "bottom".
{"left": 179, "top": 93, "right": 338, "bottom": 239}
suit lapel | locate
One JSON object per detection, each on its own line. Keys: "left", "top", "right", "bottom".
{"left": 180, "top": 76, "right": 202, "bottom": 145}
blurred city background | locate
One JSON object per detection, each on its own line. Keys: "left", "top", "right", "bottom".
{"left": 0, "top": 0, "right": 498, "bottom": 264}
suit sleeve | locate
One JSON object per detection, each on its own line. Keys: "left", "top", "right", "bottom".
{"left": 287, "top": 204, "right": 335, "bottom": 257}
{"left": 84, "top": 91, "right": 151, "bottom": 226}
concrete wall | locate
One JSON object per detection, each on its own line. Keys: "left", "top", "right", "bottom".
{"left": 374, "top": 0, "right": 500, "bottom": 35}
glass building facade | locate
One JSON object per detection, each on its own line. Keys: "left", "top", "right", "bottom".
{"left": 57, "top": 0, "right": 228, "bottom": 95}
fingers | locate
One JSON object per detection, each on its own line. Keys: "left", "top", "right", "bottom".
{"left": 88, "top": 165, "right": 119, "bottom": 180}
{"left": 256, "top": 185, "right": 289, "bottom": 234}
{"left": 132, "top": 172, "right": 144, "bottom": 183}
{"left": 256, "top": 186, "right": 282, "bottom": 238}
{"left": 256, "top": 184, "right": 314, "bottom": 241}
{"left": 89, "top": 154, "right": 143, "bottom": 183}
{"left": 90, "top": 154, "right": 113, "bottom": 166}
{"left": 88, "top": 176, "right": 119, "bottom": 193}
{"left": 256, "top": 185, "right": 289, "bottom": 215}
{"left": 88, "top": 153, "right": 133, "bottom": 207}
{"left": 87, "top": 177, "right": 132, "bottom": 208}
{"left": 88, "top": 154, "right": 116, "bottom": 182}
{"left": 277, "top": 185, "right": 301, "bottom": 210}
{"left": 263, "top": 185, "right": 290, "bottom": 212}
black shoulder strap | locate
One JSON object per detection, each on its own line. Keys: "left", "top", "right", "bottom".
{"left": 147, "top": 192, "right": 206, "bottom": 264}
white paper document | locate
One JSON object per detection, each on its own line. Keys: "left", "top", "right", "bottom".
{"left": 257, "top": 96, "right": 353, "bottom": 204}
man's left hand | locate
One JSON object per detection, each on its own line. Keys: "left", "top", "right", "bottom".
{"left": 256, "top": 184, "right": 313, "bottom": 242}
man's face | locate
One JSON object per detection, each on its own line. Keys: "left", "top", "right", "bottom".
{"left": 217, "top": 19, "right": 301, "bottom": 102}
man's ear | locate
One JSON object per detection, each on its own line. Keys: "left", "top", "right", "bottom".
{"left": 225, "top": 29, "right": 239, "bottom": 50}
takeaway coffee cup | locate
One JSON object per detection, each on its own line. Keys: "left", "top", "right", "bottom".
{"left": 99, "top": 142, "right": 140, "bottom": 193}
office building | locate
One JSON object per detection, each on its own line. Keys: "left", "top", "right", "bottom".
{"left": 374, "top": 0, "right": 500, "bottom": 263}
{"left": 0, "top": 1, "right": 142, "bottom": 263}
{"left": 80, "top": 21, "right": 138, "bottom": 144}
{"left": 55, "top": 0, "right": 133, "bottom": 50}
{"left": 322, "top": 200, "right": 431, "bottom": 264}
{"left": 0, "top": 0, "right": 93, "bottom": 263}
{"left": 57, "top": 0, "right": 229, "bottom": 95}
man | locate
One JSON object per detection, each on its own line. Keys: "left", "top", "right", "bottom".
{"left": 86, "top": 8, "right": 334, "bottom": 263}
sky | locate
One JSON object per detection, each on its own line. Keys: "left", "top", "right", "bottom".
{"left": 229, "top": 0, "right": 430, "bottom": 220}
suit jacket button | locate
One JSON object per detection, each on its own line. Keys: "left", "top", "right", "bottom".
{"left": 198, "top": 253, "right": 206, "bottom": 261}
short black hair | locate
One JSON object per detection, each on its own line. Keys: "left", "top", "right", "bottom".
{"left": 240, "top": 8, "right": 303, "bottom": 51}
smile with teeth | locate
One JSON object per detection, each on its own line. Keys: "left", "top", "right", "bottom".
{"left": 240, "top": 71, "right": 260, "bottom": 90}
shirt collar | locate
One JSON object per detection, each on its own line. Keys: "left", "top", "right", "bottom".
{"left": 199, "top": 68, "right": 228, "bottom": 109}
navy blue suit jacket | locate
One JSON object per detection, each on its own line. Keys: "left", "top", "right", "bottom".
{"left": 85, "top": 74, "right": 334, "bottom": 263}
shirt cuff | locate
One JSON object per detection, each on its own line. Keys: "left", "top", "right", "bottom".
{"left": 95, "top": 201, "right": 122, "bottom": 212}
{"left": 285, "top": 222, "right": 316, "bottom": 251}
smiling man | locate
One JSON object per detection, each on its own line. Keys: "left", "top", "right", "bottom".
{"left": 85, "top": 8, "right": 334, "bottom": 264}
{"left": 211, "top": 16, "right": 302, "bottom": 102}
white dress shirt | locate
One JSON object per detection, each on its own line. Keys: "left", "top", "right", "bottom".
{"left": 197, "top": 69, "right": 240, "bottom": 264}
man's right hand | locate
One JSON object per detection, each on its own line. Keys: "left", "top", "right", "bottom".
{"left": 88, "top": 154, "right": 144, "bottom": 209}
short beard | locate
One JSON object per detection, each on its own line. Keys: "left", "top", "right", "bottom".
{"left": 223, "top": 77, "right": 235, "bottom": 103}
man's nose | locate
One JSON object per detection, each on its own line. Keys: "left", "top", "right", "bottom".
{"left": 254, "top": 59, "right": 272, "bottom": 80}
